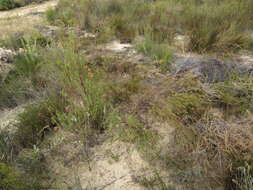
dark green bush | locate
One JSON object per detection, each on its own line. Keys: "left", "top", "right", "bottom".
{"left": 0, "top": 0, "right": 46, "bottom": 10}
{"left": 0, "top": 0, "right": 18, "bottom": 10}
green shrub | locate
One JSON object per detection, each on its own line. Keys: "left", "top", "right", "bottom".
{"left": 0, "top": 162, "right": 25, "bottom": 190}
{"left": 14, "top": 95, "right": 66, "bottom": 148}
{"left": 0, "top": 0, "right": 46, "bottom": 10}
{"left": 0, "top": 162, "right": 42, "bottom": 190}
{"left": 17, "top": 147, "right": 45, "bottom": 174}
{"left": 169, "top": 92, "right": 207, "bottom": 123}
{"left": 0, "top": 43, "right": 45, "bottom": 108}
{"left": 213, "top": 76, "right": 253, "bottom": 114}
{"left": 0, "top": 0, "right": 18, "bottom": 10}
{"left": 181, "top": 0, "right": 253, "bottom": 53}
{"left": 137, "top": 38, "right": 173, "bottom": 72}
{"left": 107, "top": 115, "right": 158, "bottom": 155}
{"left": 0, "top": 131, "right": 14, "bottom": 163}
{"left": 46, "top": 8, "right": 57, "bottom": 24}
{"left": 107, "top": 77, "right": 141, "bottom": 104}
{"left": 230, "top": 163, "right": 253, "bottom": 190}
{"left": 51, "top": 0, "right": 253, "bottom": 53}
{"left": 14, "top": 103, "right": 52, "bottom": 148}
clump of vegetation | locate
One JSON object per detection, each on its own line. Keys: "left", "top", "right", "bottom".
{"left": 212, "top": 76, "right": 253, "bottom": 114}
{"left": 135, "top": 171, "right": 173, "bottom": 190}
{"left": 0, "top": 162, "right": 41, "bottom": 190}
{"left": 181, "top": 0, "right": 253, "bottom": 53}
{"left": 107, "top": 77, "right": 141, "bottom": 104}
{"left": 0, "top": 38, "right": 52, "bottom": 109}
{"left": 229, "top": 162, "right": 253, "bottom": 190}
{"left": 137, "top": 37, "right": 173, "bottom": 72}
{"left": 0, "top": 131, "right": 14, "bottom": 163}
{"left": 14, "top": 95, "right": 66, "bottom": 148}
{"left": 107, "top": 114, "right": 158, "bottom": 156}
{"left": 0, "top": 0, "right": 18, "bottom": 10}
{"left": 50, "top": 0, "right": 253, "bottom": 53}
{"left": 0, "top": 0, "right": 46, "bottom": 10}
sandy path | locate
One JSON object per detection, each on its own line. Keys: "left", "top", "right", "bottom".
{"left": 0, "top": 0, "right": 58, "bottom": 19}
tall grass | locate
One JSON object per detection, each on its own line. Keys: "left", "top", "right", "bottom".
{"left": 181, "top": 0, "right": 253, "bottom": 53}
{"left": 50, "top": 0, "right": 253, "bottom": 53}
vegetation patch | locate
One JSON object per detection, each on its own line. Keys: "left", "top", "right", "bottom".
{"left": 0, "top": 0, "right": 47, "bottom": 10}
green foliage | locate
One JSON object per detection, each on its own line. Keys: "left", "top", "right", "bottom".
{"left": 181, "top": 0, "right": 253, "bottom": 53}
{"left": 60, "top": 55, "right": 109, "bottom": 131}
{"left": 213, "top": 76, "right": 253, "bottom": 114}
{"left": 0, "top": 0, "right": 18, "bottom": 10}
{"left": 14, "top": 95, "right": 66, "bottom": 148}
{"left": 232, "top": 163, "right": 253, "bottom": 190}
{"left": 17, "top": 146, "right": 45, "bottom": 174}
{"left": 0, "top": 0, "right": 45, "bottom": 10}
{"left": 51, "top": 0, "right": 253, "bottom": 53}
{"left": 14, "top": 103, "right": 51, "bottom": 148}
{"left": 0, "top": 43, "right": 44, "bottom": 108}
{"left": 13, "top": 48, "right": 41, "bottom": 80}
{"left": 108, "top": 115, "right": 158, "bottom": 155}
{"left": 46, "top": 8, "right": 57, "bottom": 24}
{"left": 0, "top": 162, "right": 42, "bottom": 190}
{"left": 0, "top": 32, "right": 51, "bottom": 50}
{"left": 0, "top": 131, "right": 14, "bottom": 163}
{"left": 137, "top": 37, "right": 173, "bottom": 72}
{"left": 0, "top": 163, "right": 25, "bottom": 190}
{"left": 49, "top": 0, "right": 177, "bottom": 43}
{"left": 108, "top": 77, "right": 141, "bottom": 104}
{"left": 169, "top": 92, "right": 207, "bottom": 123}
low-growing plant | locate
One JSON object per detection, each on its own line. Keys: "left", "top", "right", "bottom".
{"left": 0, "top": 162, "right": 25, "bottom": 190}
{"left": 0, "top": 162, "right": 41, "bottom": 190}
{"left": 0, "top": 131, "right": 14, "bottom": 163}
{"left": 230, "top": 163, "right": 253, "bottom": 190}
{"left": 14, "top": 95, "right": 66, "bottom": 148}
{"left": 0, "top": 0, "right": 18, "bottom": 10}
{"left": 107, "top": 77, "right": 141, "bottom": 104}
{"left": 135, "top": 171, "right": 174, "bottom": 190}
{"left": 212, "top": 76, "right": 253, "bottom": 115}
{"left": 108, "top": 114, "right": 158, "bottom": 155}
{"left": 137, "top": 38, "right": 173, "bottom": 72}
{"left": 17, "top": 146, "right": 45, "bottom": 174}
{"left": 181, "top": 0, "right": 253, "bottom": 53}
{"left": 0, "top": 0, "right": 46, "bottom": 10}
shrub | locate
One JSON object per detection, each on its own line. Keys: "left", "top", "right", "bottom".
{"left": 107, "top": 114, "right": 158, "bottom": 156}
{"left": 14, "top": 95, "right": 66, "bottom": 148}
{"left": 137, "top": 37, "right": 173, "bottom": 72}
{"left": 181, "top": 0, "right": 253, "bottom": 53}
{"left": 213, "top": 76, "right": 253, "bottom": 114}
{"left": 0, "top": 162, "right": 42, "bottom": 190}
{"left": 17, "top": 147, "right": 45, "bottom": 174}
{"left": 230, "top": 163, "right": 253, "bottom": 190}
{"left": 0, "top": 0, "right": 46, "bottom": 10}
{"left": 107, "top": 77, "right": 141, "bottom": 104}
{"left": 46, "top": 8, "right": 57, "bottom": 24}
{"left": 0, "top": 131, "right": 14, "bottom": 163}
{"left": 0, "top": 43, "right": 45, "bottom": 108}
{"left": 0, "top": 162, "right": 25, "bottom": 190}
{"left": 51, "top": 0, "right": 253, "bottom": 53}
{"left": 0, "top": 0, "right": 18, "bottom": 10}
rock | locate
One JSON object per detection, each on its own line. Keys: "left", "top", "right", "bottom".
{"left": 35, "top": 25, "right": 60, "bottom": 39}
{"left": 0, "top": 48, "right": 16, "bottom": 63}
{"left": 105, "top": 41, "right": 132, "bottom": 53}
{"left": 171, "top": 55, "right": 253, "bottom": 83}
